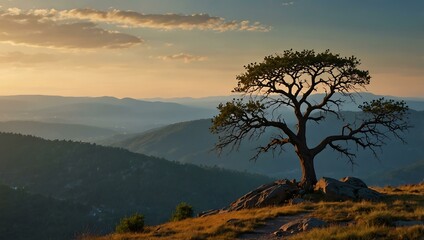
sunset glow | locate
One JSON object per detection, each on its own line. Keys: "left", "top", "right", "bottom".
{"left": 0, "top": 0, "right": 422, "bottom": 98}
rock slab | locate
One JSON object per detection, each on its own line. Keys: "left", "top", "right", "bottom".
{"left": 227, "top": 179, "right": 299, "bottom": 211}
{"left": 274, "top": 217, "right": 328, "bottom": 236}
{"left": 315, "top": 177, "right": 383, "bottom": 201}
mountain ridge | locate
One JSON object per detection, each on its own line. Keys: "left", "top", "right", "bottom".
{"left": 0, "top": 95, "right": 216, "bottom": 133}
{"left": 0, "top": 120, "right": 117, "bottom": 142}
{"left": 107, "top": 110, "right": 424, "bottom": 183}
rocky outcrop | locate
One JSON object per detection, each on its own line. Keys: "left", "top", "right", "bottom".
{"left": 340, "top": 176, "right": 368, "bottom": 188}
{"left": 274, "top": 217, "right": 328, "bottom": 236}
{"left": 226, "top": 179, "right": 299, "bottom": 211}
{"left": 201, "top": 177, "right": 381, "bottom": 216}
{"left": 315, "top": 177, "right": 383, "bottom": 201}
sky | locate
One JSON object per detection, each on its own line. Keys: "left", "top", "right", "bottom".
{"left": 0, "top": 0, "right": 422, "bottom": 98}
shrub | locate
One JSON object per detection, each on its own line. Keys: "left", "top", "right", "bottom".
{"left": 115, "top": 213, "right": 144, "bottom": 233}
{"left": 171, "top": 202, "right": 194, "bottom": 221}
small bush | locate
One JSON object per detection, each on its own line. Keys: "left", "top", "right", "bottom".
{"left": 171, "top": 202, "right": 194, "bottom": 221}
{"left": 115, "top": 213, "right": 145, "bottom": 233}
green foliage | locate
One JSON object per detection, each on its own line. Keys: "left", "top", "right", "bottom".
{"left": 0, "top": 185, "right": 95, "bottom": 240}
{"left": 234, "top": 49, "right": 370, "bottom": 94}
{"left": 0, "top": 132, "right": 270, "bottom": 233}
{"left": 211, "top": 100, "right": 265, "bottom": 134}
{"left": 360, "top": 98, "right": 408, "bottom": 114}
{"left": 171, "top": 202, "right": 194, "bottom": 221}
{"left": 115, "top": 213, "right": 145, "bottom": 233}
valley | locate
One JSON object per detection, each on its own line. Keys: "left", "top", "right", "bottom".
{"left": 0, "top": 93, "right": 422, "bottom": 239}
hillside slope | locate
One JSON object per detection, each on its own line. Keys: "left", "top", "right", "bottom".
{"left": 108, "top": 111, "right": 424, "bottom": 183}
{"left": 0, "top": 133, "right": 270, "bottom": 231}
{"left": 88, "top": 184, "right": 424, "bottom": 240}
{"left": 0, "top": 120, "right": 117, "bottom": 142}
{"left": 365, "top": 159, "right": 424, "bottom": 186}
{"left": 0, "top": 185, "right": 96, "bottom": 240}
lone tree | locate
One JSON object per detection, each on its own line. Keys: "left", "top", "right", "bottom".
{"left": 211, "top": 49, "right": 409, "bottom": 191}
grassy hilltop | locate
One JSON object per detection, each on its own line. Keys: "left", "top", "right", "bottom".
{"left": 86, "top": 184, "right": 424, "bottom": 240}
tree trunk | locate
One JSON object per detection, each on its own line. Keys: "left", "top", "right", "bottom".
{"left": 299, "top": 155, "right": 317, "bottom": 192}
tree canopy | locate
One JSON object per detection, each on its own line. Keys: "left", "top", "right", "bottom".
{"left": 211, "top": 49, "right": 410, "bottom": 190}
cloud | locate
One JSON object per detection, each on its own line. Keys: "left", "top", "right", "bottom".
{"left": 0, "top": 7, "right": 269, "bottom": 50}
{"left": 0, "top": 8, "right": 143, "bottom": 49}
{"left": 157, "top": 53, "right": 208, "bottom": 63}
{"left": 56, "top": 8, "right": 270, "bottom": 32}
{"left": 0, "top": 51, "right": 58, "bottom": 65}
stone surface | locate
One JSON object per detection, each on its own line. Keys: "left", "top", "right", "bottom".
{"left": 314, "top": 177, "right": 357, "bottom": 200}
{"left": 274, "top": 217, "right": 328, "bottom": 236}
{"left": 315, "top": 177, "right": 383, "bottom": 201}
{"left": 206, "top": 177, "right": 381, "bottom": 217}
{"left": 340, "top": 176, "right": 368, "bottom": 188}
{"left": 227, "top": 180, "right": 299, "bottom": 211}
{"left": 357, "top": 187, "right": 384, "bottom": 201}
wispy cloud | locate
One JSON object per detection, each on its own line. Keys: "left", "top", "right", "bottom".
{"left": 0, "top": 7, "right": 269, "bottom": 50}
{"left": 55, "top": 8, "right": 270, "bottom": 32}
{"left": 157, "top": 53, "right": 208, "bottom": 63}
{"left": 0, "top": 8, "right": 143, "bottom": 49}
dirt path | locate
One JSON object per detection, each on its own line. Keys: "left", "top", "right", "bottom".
{"left": 237, "top": 213, "right": 308, "bottom": 240}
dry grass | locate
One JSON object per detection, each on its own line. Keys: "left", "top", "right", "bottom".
{"left": 86, "top": 184, "right": 424, "bottom": 240}
{"left": 291, "top": 184, "right": 424, "bottom": 240}
{"left": 85, "top": 205, "right": 309, "bottom": 240}
{"left": 290, "top": 225, "right": 424, "bottom": 240}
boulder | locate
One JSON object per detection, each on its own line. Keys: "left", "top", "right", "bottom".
{"left": 314, "top": 177, "right": 357, "bottom": 200}
{"left": 315, "top": 177, "right": 383, "bottom": 201}
{"left": 340, "top": 176, "right": 368, "bottom": 188}
{"left": 357, "top": 187, "right": 384, "bottom": 201}
{"left": 274, "top": 217, "right": 327, "bottom": 236}
{"left": 227, "top": 179, "right": 299, "bottom": 211}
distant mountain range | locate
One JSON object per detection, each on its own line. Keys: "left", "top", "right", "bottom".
{"left": 142, "top": 92, "right": 424, "bottom": 111}
{"left": 107, "top": 110, "right": 424, "bottom": 184}
{"left": 0, "top": 121, "right": 118, "bottom": 142}
{"left": 0, "top": 133, "right": 270, "bottom": 239}
{"left": 0, "top": 93, "right": 422, "bottom": 141}
{"left": 0, "top": 95, "right": 216, "bottom": 133}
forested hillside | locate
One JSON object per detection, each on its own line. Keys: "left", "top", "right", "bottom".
{"left": 0, "top": 133, "right": 270, "bottom": 235}
{"left": 0, "top": 185, "right": 96, "bottom": 240}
